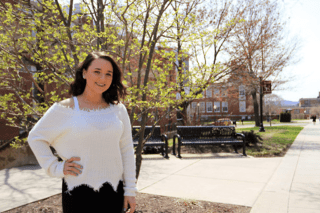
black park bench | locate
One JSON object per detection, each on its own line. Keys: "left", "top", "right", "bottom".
{"left": 172, "top": 126, "right": 246, "bottom": 158}
{"left": 132, "top": 126, "right": 169, "bottom": 159}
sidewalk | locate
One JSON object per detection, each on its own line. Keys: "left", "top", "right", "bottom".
{"left": 0, "top": 121, "right": 317, "bottom": 212}
{"left": 250, "top": 122, "right": 320, "bottom": 213}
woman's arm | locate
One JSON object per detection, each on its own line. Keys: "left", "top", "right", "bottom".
{"left": 118, "top": 103, "right": 138, "bottom": 197}
{"left": 27, "top": 104, "right": 69, "bottom": 178}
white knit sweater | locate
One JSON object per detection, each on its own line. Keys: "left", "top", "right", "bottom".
{"left": 27, "top": 96, "right": 137, "bottom": 196}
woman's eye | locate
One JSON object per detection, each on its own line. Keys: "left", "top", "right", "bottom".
{"left": 95, "top": 71, "right": 100, "bottom": 74}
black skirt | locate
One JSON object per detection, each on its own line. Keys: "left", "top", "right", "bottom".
{"left": 62, "top": 178, "right": 124, "bottom": 213}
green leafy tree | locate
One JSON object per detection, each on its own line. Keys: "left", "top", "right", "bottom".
{"left": 166, "top": 0, "right": 248, "bottom": 125}
{"left": 0, "top": 0, "right": 216, "bottom": 179}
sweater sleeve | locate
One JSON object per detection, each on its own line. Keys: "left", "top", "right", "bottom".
{"left": 118, "top": 103, "right": 137, "bottom": 197}
{"left": 27, "top": 103, "right": 67, "bottom": 178}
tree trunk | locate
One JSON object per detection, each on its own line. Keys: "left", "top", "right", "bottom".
{"left": 135, "top": 110, "right": 147, "bottom": 180}
{"left": 251, "top": 90, "right": 260, "bottom": 127}
{"left": 180, "top": 101, "right": 190, "bottom": 126}
{"left": 135, "top": 0, "right": 169, "bottom": 180}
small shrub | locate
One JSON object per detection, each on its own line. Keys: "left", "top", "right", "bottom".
{"left": 142, "top": 146, "right": 162, "bottom": 154}
{"left": 241, "top": 130, "right": 263, "bottom": 146}
{"left": 280, "top": 112, "right": 291, "bottom": 122}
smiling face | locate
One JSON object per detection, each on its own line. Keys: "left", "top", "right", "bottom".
{"left": 82, "top": 58, "right": 113, "bottom": 95}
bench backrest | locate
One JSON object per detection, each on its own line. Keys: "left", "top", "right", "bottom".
{"left": 132, "top": 126, "right": 161, "bottom": 142}
{"left": 176, "top": 126, "right": 236, "bottom": 140}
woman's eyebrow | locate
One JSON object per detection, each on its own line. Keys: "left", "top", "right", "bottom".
{"left": 94, "top": 68, "right": 113, "bottom": 73}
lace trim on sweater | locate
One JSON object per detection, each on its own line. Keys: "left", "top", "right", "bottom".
{"left": 54, "top": 101, "right": 116, "bottom": 113}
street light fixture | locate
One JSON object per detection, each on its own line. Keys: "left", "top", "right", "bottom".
{"left": 197, "top": 102, "right": 200, "bottom": 125}
{"left": 258, "top": 71, "right": 265, "bottom": 132}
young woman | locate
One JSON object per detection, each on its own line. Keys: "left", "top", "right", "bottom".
{"left": 27, "top": 51, "right": 137, "bottom": 213}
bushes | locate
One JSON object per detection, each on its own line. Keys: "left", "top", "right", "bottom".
{"left": 142, "top": 146, "right": 163, "bottom": 154}
{"left": 241, "top": 130, "right": 263, "bottom": 146}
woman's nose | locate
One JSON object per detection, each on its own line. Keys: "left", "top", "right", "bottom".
{"left": 99, "top": 75, "right": 107, "bottom": 80}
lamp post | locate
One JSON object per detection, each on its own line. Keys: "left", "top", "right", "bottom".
{"left": 259, "top": 71, "right": 265, "bottom": 132}
{"left": 197, "top": 102, "right": 200, "bottom": 125}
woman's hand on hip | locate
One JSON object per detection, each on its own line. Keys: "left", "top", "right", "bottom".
{"left": 63, "top": 157, "right": 83, "bottom": 176}
{"left": 123, "top": 196, "right": 136, "bottom": 213}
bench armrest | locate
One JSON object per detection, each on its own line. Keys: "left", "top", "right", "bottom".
{"left": 161, "top": 134, "right": 168, "bottom": 141}
{"left": 173, "top": 133, "right": 180, "bottom": 138}
{"left": 236, "top": 133, "right": 245, "bottom": 139}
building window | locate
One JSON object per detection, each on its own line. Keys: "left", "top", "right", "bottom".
{"left": 306, "top": 109, "right": 310, "bottom": 114}
{"left": 305, "top": 100, "right": 310, "bottom": 106}
{"left": 239, "top": 101, "right": 246, "bottom": 112}
{"left": 207, "top": 102, "right": 213, "bottom": 112}
{"left": 200, "top": 102, "right": 205, "bottom": 113}
{"left": 214, "top": 89, "right": 220, "bottom": 97}
{"left": 294, "top": 109, "right": 300, "bottom": 114}
{"left": 214, "top": 102, "right": 220, "bottom": 112}
{"left": 239, "top": 85, "right": 245, "bottom": 100}
{"left": 222, "top": 102, "right": 228, "bottom": 112}
{"left": 221, "top": 88, "right": 227, "bottom": 97}
{"left": 206, "top": 88, "right": 212, "bottom": 98}
{"left": 191, "top": 102, "right": 197, "bottom": 109}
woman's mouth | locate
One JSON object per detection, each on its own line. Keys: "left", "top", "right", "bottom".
{"left": 96, "top": 83, "right": 105, "bottom": 87}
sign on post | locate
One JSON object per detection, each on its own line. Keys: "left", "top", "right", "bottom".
{"left": 262, "top": 81, "right": 272, "bottom": 94}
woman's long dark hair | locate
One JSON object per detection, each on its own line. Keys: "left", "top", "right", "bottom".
{"left": 69, "top": 51, "right": 127, "bottom": 105}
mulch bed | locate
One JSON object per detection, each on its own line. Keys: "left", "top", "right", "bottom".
{"left": 4, "top": 145, "right": 264, "bottom": 213}
{"left": 3, "top": 192, "right": 251, "bottom": 213}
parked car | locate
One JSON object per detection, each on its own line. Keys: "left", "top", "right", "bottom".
{"left": 210, "top": 118, "right": 233, "bottom": 126}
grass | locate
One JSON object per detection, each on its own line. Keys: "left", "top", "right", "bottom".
{"left": 235, "top": 126, "right": 304, "bottom": 157}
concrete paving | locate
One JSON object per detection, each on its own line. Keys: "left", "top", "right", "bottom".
{"left": 0, "top": 121, "right": 317, "bottom": 213}
{"left": 250, "top": 121, "right": 320, "bottom": 213}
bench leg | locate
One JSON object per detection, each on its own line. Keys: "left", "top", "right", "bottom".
{"left": 177, "top": 139, "right": 182, "bottom": 158}
{"left": 172, "top": 137, "right": 176, "bottom": 155}
{"left": 233, "top": 145, "right": 238, "bottom": 154}
{"left": 243, "top": 141, "right": 247, "bottom": 156}
{"left": 165, "top": 140, "right": 169, "bottom": 159}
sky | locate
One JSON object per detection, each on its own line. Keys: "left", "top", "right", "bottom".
{"left": 272, "top": 0, "right": 320, "bottom": 102}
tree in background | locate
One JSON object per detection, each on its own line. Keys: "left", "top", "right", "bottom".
{"left": 227, "top": 0, "right": 300, "bottom": 127}
{"left": 171, "top": 0, "right": 248, "bottom": 125}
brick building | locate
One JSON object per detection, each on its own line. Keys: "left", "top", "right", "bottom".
{"left": 187, "top": 79, "right": 254, "bottom": 124}
{"left": 277, "top": 92, "right": 320, "bottom": 119}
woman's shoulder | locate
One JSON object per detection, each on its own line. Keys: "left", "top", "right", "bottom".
{"left": 113, "top": 101, "right": 128, "bottom": 112}
{"left": 57, "top": 97, "right": 75, "bottom": 109}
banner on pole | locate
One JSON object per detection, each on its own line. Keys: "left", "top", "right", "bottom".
{"left": 262, "top": 81, "right": 272, "bottom": 94}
